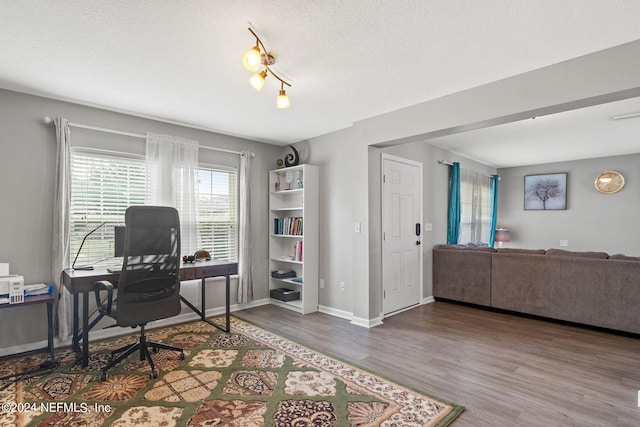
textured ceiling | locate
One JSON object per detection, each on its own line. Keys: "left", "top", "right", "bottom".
{"left": 1, "top": 1, "right": 640, "bottom": 161}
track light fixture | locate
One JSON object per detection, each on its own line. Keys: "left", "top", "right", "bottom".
{"left": 242, "top": 27, "right": 291, "bottom": 108}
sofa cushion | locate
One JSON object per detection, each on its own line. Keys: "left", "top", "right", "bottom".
{"left": 546, "top": 249, "right": 609, "bottom": 259}
{"left": 496, "top": 248, "right": 547, "bottom": 255}
{"left": 609, "top": 254, "right": 640, "bottom": 261}
{"left": 434, "top": 244, "right": 496, "bottom": 252}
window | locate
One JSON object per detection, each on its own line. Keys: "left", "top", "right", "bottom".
{"left": 70, "top": 150, "right": 146, "bottom": 266}
{"left": 69, "top": 151, "right": 239, "bottom": 266}
{"left": 196, "top": 167, "right": 238, "bottom": 261}
{"left": 458, "top": 168, "right": 492, "bottom": 244}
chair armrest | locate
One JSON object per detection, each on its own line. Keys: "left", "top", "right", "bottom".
{"left": 94, "top": 280, "right": 115, "bottom": 315}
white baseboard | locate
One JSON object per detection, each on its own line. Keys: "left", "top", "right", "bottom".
{"left": 351, "top": 314, "right": 384, "bottom": 328}
{"left": 422, "top": 295, "right": 435, "bottom": 304}
{"left": 317, "top": 305, "right": 384, "bottom": 328}
{"left": 318, "top": 305, "right": 353, "bottom": 321}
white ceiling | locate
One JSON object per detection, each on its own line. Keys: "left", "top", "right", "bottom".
{"left": 427, "top": 96, "right": 640, "bottom": 168}
{"left": 1, "top": 1, "right": 640, "bottom": 166}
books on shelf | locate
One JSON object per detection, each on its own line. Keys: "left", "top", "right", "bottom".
{"left": 293, "top": 241, "right": 303, "bottom": 262}
{"left": 274, "top": 217, "right": 303, "bottom": 236}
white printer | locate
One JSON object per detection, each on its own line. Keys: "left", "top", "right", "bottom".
{"left": 0, "top": 275, "right": 24, "bottom": 296}
{"left": 0, "top": 263, "right": 23, "bottom": 296}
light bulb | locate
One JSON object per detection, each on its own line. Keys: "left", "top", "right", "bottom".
{"left": 248, "top": 71, "right": 267, "bottom": 91}
{"left": 277, "top": 89, "right": 290, "bottom": 109}
{"left": 242, "top": 46, "right": 262, "bottom": 72}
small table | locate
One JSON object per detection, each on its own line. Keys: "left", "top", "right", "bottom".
{"left": 62, "top": 260, "right": 238, "bottom": 367}
{"left": 0, "top": 293, "right": 55, "bottom": 361}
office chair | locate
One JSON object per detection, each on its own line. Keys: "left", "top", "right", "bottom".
{"left": 94, "top": 205, "right": 185, "bottom": 381}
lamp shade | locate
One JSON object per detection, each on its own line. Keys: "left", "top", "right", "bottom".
{"left": 276, "top": 90, "right": 290, "bottom": 109}
{"left": 242, "top": 46, "right": 262, "bottom": 72}
{"left": 249, "top": 71, "right": 267, "bottom": 91}
{"left": 494, "top": 228, "right": 510, "bottom": 242}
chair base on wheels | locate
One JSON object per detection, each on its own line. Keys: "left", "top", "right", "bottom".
{"left": 100, "top": 324, "right": 184, "bottom": 381}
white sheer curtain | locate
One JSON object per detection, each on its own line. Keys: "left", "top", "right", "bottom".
{"left": 459, "top": 168, "right": 492, "bottom": 244}
{"left": 146, "top": 132, "right": 199, "bottom": 256}
{"left": 52, "top": 117, "right": 72, "bottom": 339}
{"left": 237, "top": 151, "right": 253, "bottom": 303}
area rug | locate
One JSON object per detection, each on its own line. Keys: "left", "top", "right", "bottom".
{"left": 0, "top": 316, "right": 463, "bottom": 426}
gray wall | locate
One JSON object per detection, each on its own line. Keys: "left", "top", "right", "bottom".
{"left": 0, "top": 89, "right": 280, "bottom": 352}
{"left": 3, "top": 38, "right": 640, "bottom": 354}
{"left": 376, "top": 143, "right": 496, "bottom": 304}
{"left": 497, "top": 153, "right": 640, "bottom": 256}
{"left": 302, "top": 40, "right": 640, "bottom": 324}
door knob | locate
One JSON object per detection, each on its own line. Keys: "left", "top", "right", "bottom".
{"left": 416, "top": 240, "right": 421, "bottom": 245}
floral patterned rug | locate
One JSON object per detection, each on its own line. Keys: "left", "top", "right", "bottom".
{"left": 0, "top": 316, "right": 463, "bottom": 426}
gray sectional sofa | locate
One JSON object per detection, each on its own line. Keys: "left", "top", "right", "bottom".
{"left": 433, "top": 244, "right": 640, "bottom": 334}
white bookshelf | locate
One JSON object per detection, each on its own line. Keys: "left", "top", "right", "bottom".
{"left": 268, "top": 164, "right": 318, "bottom": 314}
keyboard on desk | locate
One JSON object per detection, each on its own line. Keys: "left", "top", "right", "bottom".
{"left": 104, "top": 258, "right": 123, "bottom": 274}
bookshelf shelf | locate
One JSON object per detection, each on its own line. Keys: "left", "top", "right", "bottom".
{"left": 268, "top": 164, "right": 318, "bottom": 314}
{"left": 272, "top": 277, "right": 304, "bottom": 286}
{"left": 271, "top": 207, "right": 304, "bottom": 211}
{"left": 272, "top": 188, "right": 303, "bottom": 195}
{"left": 271, "top": 257, "right": 304, "bottom": 265}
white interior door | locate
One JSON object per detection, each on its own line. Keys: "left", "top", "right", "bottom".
{"left": 382, "top": 155, "right": 422, "bottom": 315}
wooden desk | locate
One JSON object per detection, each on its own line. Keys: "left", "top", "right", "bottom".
{"left": 62, "top": 260, "right": 238, "bottom": 367}
{"left": 0, "top": 293, "right": 55, "bottom": 361}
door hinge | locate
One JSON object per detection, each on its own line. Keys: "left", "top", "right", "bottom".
{"left": 383, "top": 174, "right": 386, "bottom": 183}
{"left": 383, "top": 232, "right": 386, "bottom": 241}
{"left": 383, "top": 289, "right": 386, "bottom": 299}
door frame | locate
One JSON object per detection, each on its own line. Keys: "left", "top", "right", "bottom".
{"left": 381, "top": 153, "right": 424, "bottom": 316}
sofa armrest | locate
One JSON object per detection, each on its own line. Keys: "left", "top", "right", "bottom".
{"left": 433, "top": 246, "right": 493, "bottom": 306}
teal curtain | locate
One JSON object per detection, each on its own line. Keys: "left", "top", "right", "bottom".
{"left": 446, "top": 162, "right": 461, "bottom": 244}
{"left": 489, "top": 174, "right": 499, "bottom": 247}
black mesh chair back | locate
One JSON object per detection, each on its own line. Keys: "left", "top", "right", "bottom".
{"left": 117, "top": 205, "right": 181, "bottom": 327}
{"left": 94, "top": 205, "right": 185, "bottom": 380}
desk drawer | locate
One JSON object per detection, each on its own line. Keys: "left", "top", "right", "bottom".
{"left": 197, "top": 263, "right": 238, "bottom": 278}
{"left": 180, "top": 268, "right": 196, "bottom": 281}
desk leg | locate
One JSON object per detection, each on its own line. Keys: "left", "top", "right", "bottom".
{"left": 201, "top": 277, "right": 206, "bottom": 321}
{"left": 46, "top": 300, "right": 55, "bottom": 362}
{"left": 225, "top": 274, "right": 230, "bottom": 331}
{"left": 72, "top": 293, "right": 80, "bottom": 354}
{"left": 82, "top": 292, "right": 89, "bottom": 367}
{"left": 205, "top": 275, "right": 230, "bottom": 332}
{"left": 201, "top": 276, "right": 230, "bottom": 332}
{"left": 180, "top": 277, "right": 230, "bottom": 333}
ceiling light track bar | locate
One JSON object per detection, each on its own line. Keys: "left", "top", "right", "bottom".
{"left": 247, "top": 28, "right": 291, "bottom": 88}
{"left": 243, "top": 26, "right": 292, "bottom": 108}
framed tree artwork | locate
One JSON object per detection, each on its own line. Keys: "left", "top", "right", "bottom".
{"left": 524, "top": 173, "right": 567, "bottom": 210}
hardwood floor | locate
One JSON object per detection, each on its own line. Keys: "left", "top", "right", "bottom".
{"left": 237, "top": 301, "right": 640, "bottom": 426}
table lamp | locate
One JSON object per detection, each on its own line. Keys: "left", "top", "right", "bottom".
{"left": 494, "top": 228, "right": 510, "bottom": 248}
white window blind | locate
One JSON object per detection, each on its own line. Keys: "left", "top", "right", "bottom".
{"left": 70, "top": 149, "right": 147, "bottom": 266}
{"left": 458, "top": 168, "right": 492, "bottom": 244}
{"left": 196, "top": 167, "right": 238, "bottom": 261}
{"left": 70, "top": 150, "right": 238, "bottom": 266}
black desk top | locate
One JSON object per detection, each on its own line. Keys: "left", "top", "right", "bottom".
{"left": 62, "top": 259, "right": 238, "bottom": 294}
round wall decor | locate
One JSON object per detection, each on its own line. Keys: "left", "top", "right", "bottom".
{"left": 594, "top": 170, "right": 625, "bottom": 194}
